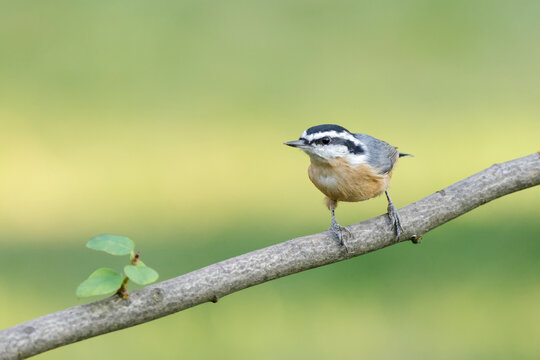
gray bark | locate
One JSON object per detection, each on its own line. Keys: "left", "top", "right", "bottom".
{"left": 1, "top": 153, "right": 539, "bottom": 360}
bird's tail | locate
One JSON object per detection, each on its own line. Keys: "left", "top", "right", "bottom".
{"left": 398, "top": 152, "right": 413, "bottom": 158}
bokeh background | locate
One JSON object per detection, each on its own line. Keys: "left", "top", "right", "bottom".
{"left": 1, "top": 1, "right": 539, "bottom": 359}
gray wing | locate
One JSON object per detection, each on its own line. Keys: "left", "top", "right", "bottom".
{"left": 353, "top": 133, "right": 398, "bottom": 174}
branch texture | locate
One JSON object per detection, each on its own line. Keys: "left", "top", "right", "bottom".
{"left": 1, "top": 153, "right": 539, "bottom": 359}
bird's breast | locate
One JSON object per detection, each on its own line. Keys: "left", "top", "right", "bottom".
{"left": 308, "top": 158, "right": 391, "bottom": 202}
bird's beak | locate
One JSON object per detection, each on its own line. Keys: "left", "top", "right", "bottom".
{"left": 284, "top": 139, "right": 306, "bottom": 148}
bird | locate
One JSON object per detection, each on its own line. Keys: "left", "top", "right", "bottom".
{"left": 285, "top": 124, "right": 411, "bottom": 244}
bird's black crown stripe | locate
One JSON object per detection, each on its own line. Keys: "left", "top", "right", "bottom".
{"left": 305, "top": 124, "right": 351, "bottom": 135}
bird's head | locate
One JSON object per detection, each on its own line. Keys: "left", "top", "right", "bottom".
{"left": 285, "top": 124, "right": 366, "bottom": 164}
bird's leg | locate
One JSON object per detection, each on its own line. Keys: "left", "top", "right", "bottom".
{"left": 325, "top": 198, "right": 350, "bottom": 247}
{"left": 385, "top": 190, "right": 403, "bottom": 238}
{"left": 330, "top": 206, "right": 351, "bottom": 246}
{"left": 330, "top": 206, "right": 342, "bottom": 243}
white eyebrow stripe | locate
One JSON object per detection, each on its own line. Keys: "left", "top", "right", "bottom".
{"left": 302, "top": 130, "right": 360, "bottom": 144}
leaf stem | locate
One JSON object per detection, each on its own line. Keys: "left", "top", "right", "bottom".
{"left": 116, "top": 277, "right": 130, "bottom": 299}
{"left": 131, "top": 251, "right": 140, "bottom": 265}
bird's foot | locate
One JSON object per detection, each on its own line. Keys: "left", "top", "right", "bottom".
{"left": 387, "top": 202, "right": 404, "bottom": 239}
{"left": 330, "top": 218, "right": 351, "bottom": 248}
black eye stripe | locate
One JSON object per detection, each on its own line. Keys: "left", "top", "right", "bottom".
{"left": 310, "top": 138, "right": 329, "bottom": 145}
{"left": 309, "top": 137, "right": 364, "bottom": 154}
{"left": 337, "top": 139, "right": 364, "bottom": 154}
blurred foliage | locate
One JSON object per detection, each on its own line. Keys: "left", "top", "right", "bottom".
{"left": 0, "top": 0, "right": 539, "bottom": 359}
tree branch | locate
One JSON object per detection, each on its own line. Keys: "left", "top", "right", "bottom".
{"left": 1, "top": 153, "right": 539, "bottom": 360}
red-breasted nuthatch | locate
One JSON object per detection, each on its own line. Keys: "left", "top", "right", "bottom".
{"left": 285, "top": 124, "right": 411, "bottom": 244}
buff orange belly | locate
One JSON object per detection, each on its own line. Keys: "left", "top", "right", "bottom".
{"left": 308, "top": 159, "right": 391, "bottom": 203}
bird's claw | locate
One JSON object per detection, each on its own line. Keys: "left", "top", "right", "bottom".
{"left": 330, "top": 220, "right": 351, "bottom": 248}
{"left": 387, "top": 203, "right": 404, "bottom": 239}
{"left": 329, "top": 204, "right": 350, "bottom": 251}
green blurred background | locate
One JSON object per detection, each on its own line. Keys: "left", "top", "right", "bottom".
{"left": 1, "top": 1, "right": 539, "bottom": 359}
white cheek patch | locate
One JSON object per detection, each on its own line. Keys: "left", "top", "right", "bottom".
{"left": 313, "top": 144, "right": 348, "bottom": 158}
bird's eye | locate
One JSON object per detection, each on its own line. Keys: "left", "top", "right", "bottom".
{"left": 321, "top": 136, "right": 331, "bottom": 145}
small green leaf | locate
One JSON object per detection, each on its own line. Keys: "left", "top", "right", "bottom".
{"left": 124, "top": 264, "right": 159, "bottom": 285}
{"left": 76, "top": 268, "right": 123, "bottom": 297}
{"left": 86, "top": 234, "right": 134, "bottom": 255}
